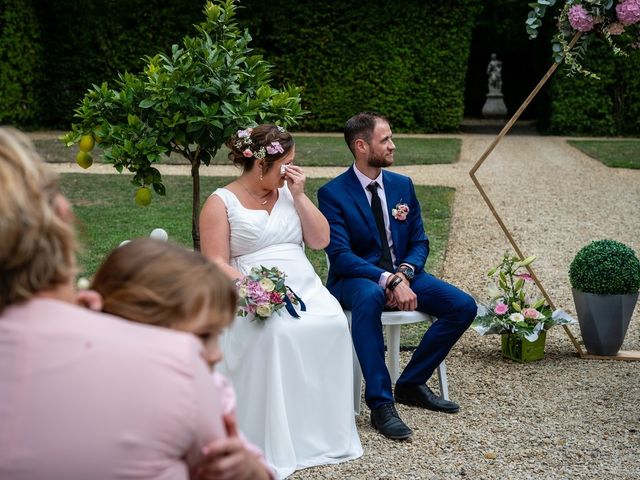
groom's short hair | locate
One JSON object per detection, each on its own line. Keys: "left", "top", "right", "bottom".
{"left": 344, "top": 112, "right": 389, "bottom": 156}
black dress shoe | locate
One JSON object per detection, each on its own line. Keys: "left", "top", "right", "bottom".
{"left": 370, "top": 403, "right": 413, "bottom": 440}
{"left": 395, "top": 383, "right": 460, "bottom": 413}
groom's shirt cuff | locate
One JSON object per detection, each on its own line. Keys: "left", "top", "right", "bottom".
{"left": 379, "top": 271, "right": 392, "bottom": 288}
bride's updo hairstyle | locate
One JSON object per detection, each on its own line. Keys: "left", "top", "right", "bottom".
{"left": 226, "top": 124, "right": 294, "bottom": 175}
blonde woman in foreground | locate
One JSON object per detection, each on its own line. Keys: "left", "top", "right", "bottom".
{"left": 0, "top": 127, "right": 232, "bottom": 480}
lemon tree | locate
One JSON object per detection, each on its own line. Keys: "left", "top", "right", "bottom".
{"left": 63, "top": 0, "right": 304, "bottom": 249}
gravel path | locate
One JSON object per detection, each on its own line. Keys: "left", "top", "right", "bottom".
{"left": 46, "top": 134, "right": 640, "bottom": 479}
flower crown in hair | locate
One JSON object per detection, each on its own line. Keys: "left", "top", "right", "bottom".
{"left": 234, "top": 127, "right": 287, "bottom": 160}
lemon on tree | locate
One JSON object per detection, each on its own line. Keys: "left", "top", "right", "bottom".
{"left": 78, "top": 134, "right": 95, "bottom": 152}
{"left": 135, "top": 186, "right": 152, "bottom": 207}
{"left": 76, "top": 151, "right": 93, "bottom": 169}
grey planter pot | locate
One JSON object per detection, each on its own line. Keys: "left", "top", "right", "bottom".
{"left": 572, "top": 289, "right": 639, "bottom": 356}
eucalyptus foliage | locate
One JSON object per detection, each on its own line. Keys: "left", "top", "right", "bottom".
{"left": 63, "top": 0, "right": 304, "bottom": 249}
{"left": 569, "top": 239, "right": 640, "bottom": 294}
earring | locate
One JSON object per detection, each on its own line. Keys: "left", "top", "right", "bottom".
{"left": 260, "top": 173, "right": 263, "bottom": 181}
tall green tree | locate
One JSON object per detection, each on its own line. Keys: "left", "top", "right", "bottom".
{"left": 64, "top": 0, "right": 304, "bottom": 249}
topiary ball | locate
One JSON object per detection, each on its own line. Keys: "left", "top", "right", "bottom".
{"left": 569, "top": 239, "right": 640, "bottom": 295}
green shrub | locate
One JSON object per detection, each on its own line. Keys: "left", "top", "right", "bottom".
{"left": 547, "top": 39, "right": 640, "bottom": 136}
{"left": 238, "top": 0, "right": 480, "bottom": 132}
{"left": 0, "top": 0, "right": 42, "bottom": 126}
{"left": 34, "top": 0, "right": 202, "bottom": 128}
{"left": 569, "top": 239, "right": 640, "bottom": 295}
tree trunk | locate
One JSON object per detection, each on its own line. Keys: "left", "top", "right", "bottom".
{"left": 191, "top": 158, "right": 201, "bottom": 251}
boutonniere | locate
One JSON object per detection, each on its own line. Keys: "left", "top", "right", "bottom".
{"left": 392, "top": 201, "right": 409, "bottom": 221}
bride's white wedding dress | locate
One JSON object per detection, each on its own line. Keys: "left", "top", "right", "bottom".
{"left": 212, "top": 185, "right": 362, "bottom": 479}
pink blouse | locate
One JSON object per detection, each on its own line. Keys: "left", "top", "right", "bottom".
{"left": 0, "top": 298, "right": 226, "bottom": 480}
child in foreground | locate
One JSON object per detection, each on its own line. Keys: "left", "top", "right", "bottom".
{"left": 88, "top": 238, "right": 275, "bottom": 480}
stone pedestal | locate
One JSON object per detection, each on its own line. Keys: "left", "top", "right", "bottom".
{"left": 482, "top": 93, "right": 507, "bottom": 119}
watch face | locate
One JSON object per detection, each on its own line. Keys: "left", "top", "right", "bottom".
{"left": 399, "top": 267, "right": 414, "bottom": 279}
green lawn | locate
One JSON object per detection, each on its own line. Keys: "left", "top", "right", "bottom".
{"left": 40, "top": 135, "right": 461, "bottom": 167}
{"left": 59, "top": 173, "right": 454, "bottom": 347}
{"left": 567, "top": 139, "right": 640, "bottom": 169}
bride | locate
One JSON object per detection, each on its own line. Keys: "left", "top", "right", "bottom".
{"left": 199, "top": 124, "right": 362, "bottom": 478}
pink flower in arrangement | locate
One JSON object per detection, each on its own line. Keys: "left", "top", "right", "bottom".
{"left": 568, "top": 4, "right": 595, "bottom": 32}
{"left": 516, "top": 272, "right": 533, "bottom": 282}
{"left": 607, "top": 21, "right": 626, "bottom": 35}
{"left": 269, "top": 291, "right": 283, "bottom": 304}
{"left": 616, "top": 0, "right": 640, "bottom": 25}
{"left": 243, "top": 149, "right": 253, "bottom": 158}
{"left": 494, "top": 303, "right": 508, "bottom": 315}
{"left": 523, "top": 308, "right": 542, "bottom": 319}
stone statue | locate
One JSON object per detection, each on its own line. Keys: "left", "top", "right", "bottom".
{"left": 486, "top": 53, "right": 503, "bottom": 94}
{"left": 481, "top": 53, "right": 507, "bottom": 119}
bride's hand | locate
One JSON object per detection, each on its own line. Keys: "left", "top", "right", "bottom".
{"left": 284, "top": 164, "right": 306, "bottom": 197}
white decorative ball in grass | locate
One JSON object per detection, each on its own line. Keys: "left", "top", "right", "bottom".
{"left": 77, "top": 277, "right": 90, "bottom": 290}
{"left": 119, "top": 239, "right": 131, "bottom": 248}
{"left": 150, "top": 228, "right": 169, "bottom": 242}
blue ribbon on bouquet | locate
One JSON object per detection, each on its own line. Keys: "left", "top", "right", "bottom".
{"left": 283, "top": 287, "right": 306, "bottom": 318}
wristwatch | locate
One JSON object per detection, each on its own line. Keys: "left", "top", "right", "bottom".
{"left": 396, "top": 265, "right": 415, "bottom": 281}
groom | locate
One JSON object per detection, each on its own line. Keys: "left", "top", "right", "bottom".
{"left": 318, "top": 112, "right": 476, "bottom": 440}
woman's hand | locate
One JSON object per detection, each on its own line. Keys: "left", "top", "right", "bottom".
{"left": 284, "top": 164, "right": 306, "bottom": 198}
{"left": 194, "top": 414, "right": 272, "bottom": 480}
{"left": 75, "top": 289, "right": 103, "bottom": 311}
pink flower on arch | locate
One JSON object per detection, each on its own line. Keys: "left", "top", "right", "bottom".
{"left": 608, "top": 22, "right": 626, "bottom": 35}
{"left": 568, "top": 4, "right": 595, "bottom": 32}
{"left": 616, "top": 0, "right": 640, "bottom": 26}
{"left": 494, "top": 303, "right": 508, "bottom": 315}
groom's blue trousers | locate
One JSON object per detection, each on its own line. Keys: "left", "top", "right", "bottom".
{"left": 335, "top": 272, "right": 477, "bottom": 409}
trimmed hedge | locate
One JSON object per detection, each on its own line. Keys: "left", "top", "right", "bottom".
{"left": 238, "top": 0, "right": 481, "bottom": 132}
{"left": 0, "top": 0, "right": 42, "bottom": 126}
{"left": 547, "top": 39, "right": 640, "bottom": 136}
{"left": 34, "top": 0, "right": 202, "bottom": 128}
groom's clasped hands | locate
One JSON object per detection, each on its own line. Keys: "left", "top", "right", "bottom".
{"left": 384, "top": 272, "right": 418, "bottom": 311}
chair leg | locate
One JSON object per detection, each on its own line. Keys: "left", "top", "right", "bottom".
{"left": 345, "top": 310, "right": 362, "bottom": 415}
{"left": 385, "top": 324, "right": 401, "bottom": 383}
{"left": 353, "top": 351, "right": 363, "bottom": 415}
{"left": 436, "top": 361, "right": 449, "bottom": 400}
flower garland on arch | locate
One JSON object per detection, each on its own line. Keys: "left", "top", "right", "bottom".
{"left": 527, "top": 0, "right": 640, "bottom": 79}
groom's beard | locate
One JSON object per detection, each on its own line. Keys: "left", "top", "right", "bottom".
{"left": 367, "top": 151, "right": 393, "bottom": 168}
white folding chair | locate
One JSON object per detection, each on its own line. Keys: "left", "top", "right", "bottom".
{"left": 345, "top": 310, "right": 450, "bottom": 415}
{"left": 324, "top": 255, "right": 450, "bottom": 414}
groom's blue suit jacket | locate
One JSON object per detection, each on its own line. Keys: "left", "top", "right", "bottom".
{"left": 318, "top": 167, "right": 430, "bottom": 297}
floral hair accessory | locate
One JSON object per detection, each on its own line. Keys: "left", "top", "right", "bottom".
{"left": 233, "top": 127, "right": 284, "bottom": 160}
{"left": 266, "top": 141, "right": 284, "bottom": 155}
{"left": 276, "top": 125, "right": 286, "bottom": 133}
{"left": 237, "top": 128, "right": 252, "bottom": 139}
{"left": 392, "top": 201, "right": 409, "bottom": 221}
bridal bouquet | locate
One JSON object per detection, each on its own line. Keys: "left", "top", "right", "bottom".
{"left": 472, "top": 253, "right": 574, "bottom": 341}
{"left": 236, "top": 265, "right": 305, "bottom": 323}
